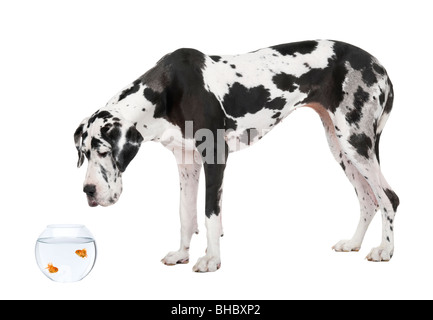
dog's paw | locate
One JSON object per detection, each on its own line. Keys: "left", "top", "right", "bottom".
{"left": 332, "top": 239, "right": 361, "bottom": 252}
{"left": 366, "top": 246, "right": 393, "bottom": 262}
{"left": 192, "top": 255, "right": 221, "bottom": 272}
{"left": 161, "top": 250, "right": 189, "bottom": 266}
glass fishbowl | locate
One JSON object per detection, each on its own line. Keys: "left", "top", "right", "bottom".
{"left": 35, "top": 224, "right": 97, "bottom": 283}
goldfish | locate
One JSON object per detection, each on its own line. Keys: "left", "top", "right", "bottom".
{"left": 75, "top": 248, "right": 87, "bottom": 258}
{"left": 46, "top": 263, "right": 58, "bottom": 273}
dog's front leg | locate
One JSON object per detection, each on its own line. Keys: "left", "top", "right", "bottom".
{"left": 162, "top": 150, "right": 202, "bottom": 266}
{"left": 192, "top": 162, "right": 226, "bottom": 272}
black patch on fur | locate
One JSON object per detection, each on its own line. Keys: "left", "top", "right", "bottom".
{"left": 143, "top": 87, "right": 166, "bottom": 118}
{"left": 346, "top": 86, "right": 369, "bottom": 126}
{"left": 203, "top": 162, "right": 226, "bottom": 218}
{"left": 74, "top": 124, "right": 84, "bottom": 144}
{"left": 274, "top": 117, "right": 282, "bottom": 125}
{"left": 272, "top": 73, "right": 298, "bottom": 92}
{"left": 225, "top": 117, "right": 238, "bottom": 131}
{"left": 210, "top": 55, "right": 221, "bottom": 62}
{"left": 373, "top": 63, "right": 385, "bottom": 76}
{"left": 91, "top": 137, "right": 103, "bottom": 149}
{"left": 100, "top": 126, "right": 122, "bottom": 164}
{"left": 333, "top": 42, "right": 372, "bottom": 70}
{"left": 353, "top": 86, "right": 370, "bottom": 109}
{"left": 266, "top": 97, "right": 286, "bottom": 110}
{"left": 116, "top": 143, "right": 139, "bottom": 172}
{"left": 74, "top": 124, "right": 86, "bottom": 166}
{"left": 378, "top": 89, "right": 386, "bottom": 106}
{"left": 118, "top": 79, "right": 141, "bottom": 102}
{"left": 99, "top": 165, "right": 108, "bottom": 183}
{"left": 375, "top": 132, "right": 382, "bottom": 163}
{"left": 125, "top": 125, "right": 143, "bottom": 144}
{"left": 222, "top": 83, "right": 270, "bottom": 117}
{"left": 361, "top": 67, "right": 377, "bottom": 87}
{"left": 115, "top": 126, "right": 143, "bottom": 172}
{"left": 383, "top": 80, "right": 394, "bottom": 114}
{"left": 271, "top": 40, "right": 318, "bottom": 56}
{"left": 295, "top": 60, "right": 348, "bottom": 113}
{"left": 384, "top": 188, "right": 400, "bottom": 212}
{"left": 87, "top": 110, "right": 113, "bottom": 127}
{"left": 345, "top": 108, "right": 361, "bottom": 125}
{"left": 101, "top": 126, "right": 121, "bottom": 146}
{"left": 272, "top": 112, "right": 281, "bottom": 119}
{"left": 81, "top": 131, "right": 88, "bottom": 143}
{"left": 143, "top": 87, "right": 161, "bottom": 105}
{"left": 348, "top": 133, "right": 372, "bottom": 159}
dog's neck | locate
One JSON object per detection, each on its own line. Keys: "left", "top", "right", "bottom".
{"left": 101, "top": 84, "right": 173, "bottom": 143}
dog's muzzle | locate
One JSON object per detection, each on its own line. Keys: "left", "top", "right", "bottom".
{"left": 83, "top": 184, "right": 98, "bottom": 207}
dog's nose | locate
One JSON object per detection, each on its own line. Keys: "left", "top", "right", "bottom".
{"left": 83, "top": 184, "right": 96, "bottom": 197}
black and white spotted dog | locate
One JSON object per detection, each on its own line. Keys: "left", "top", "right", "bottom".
{"left": 74, "top": 40, "right": 399, "bottom": 272}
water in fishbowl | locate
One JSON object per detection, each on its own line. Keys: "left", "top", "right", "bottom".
{"left": 35, "top": 225, "right": 97, "bottom": 283}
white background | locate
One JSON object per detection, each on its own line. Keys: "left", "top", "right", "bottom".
{"left": 0, "top": 0, "right": 432, "bottom": 300}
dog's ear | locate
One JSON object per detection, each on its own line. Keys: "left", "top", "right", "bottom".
{"left": 74, "top": 118, "right": 89, "bottom": 168}
{"left": 115, "top": 125, "right": 144, "bottom": 172}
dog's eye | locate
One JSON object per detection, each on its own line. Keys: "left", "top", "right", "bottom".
{"left": 97, "top": 151, "right": 110, "bottom": 158}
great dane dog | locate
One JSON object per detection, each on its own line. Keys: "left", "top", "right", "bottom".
{"left": 74, "top": 40, "right": 399, "bottom": 272}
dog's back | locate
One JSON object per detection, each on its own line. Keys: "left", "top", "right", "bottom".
{"left": 196, "top": 40, "right": 393, "bottom": 153}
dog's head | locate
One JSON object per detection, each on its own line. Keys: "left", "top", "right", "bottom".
{"left": 74, "top": 110, "right": 143, "bottom": 207}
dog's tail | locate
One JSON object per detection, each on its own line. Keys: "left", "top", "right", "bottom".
{"left": 374, "top": 76, "right": 394, "bottom": 164}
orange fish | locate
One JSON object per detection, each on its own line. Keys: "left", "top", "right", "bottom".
{"left": 46, "top": 263, "right": 58, "bottom": 273}
{"left": 75, "top": 248, "right": 88, "bottom": 258}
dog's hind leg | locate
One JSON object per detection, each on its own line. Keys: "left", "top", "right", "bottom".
{"left": 318, "top": 95, "right": 398, "bottom": 261}
{"left": 308, "top": 103, "right": 379, "bottom": 253}
{"left": 162, "top": 149, "right": 202, "bottom": 266}
{"left": 338, "top": 132, "right": 399, "bottom": 261}
{"left": 331, "top": 158, "right": 379, "bottom": 252}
